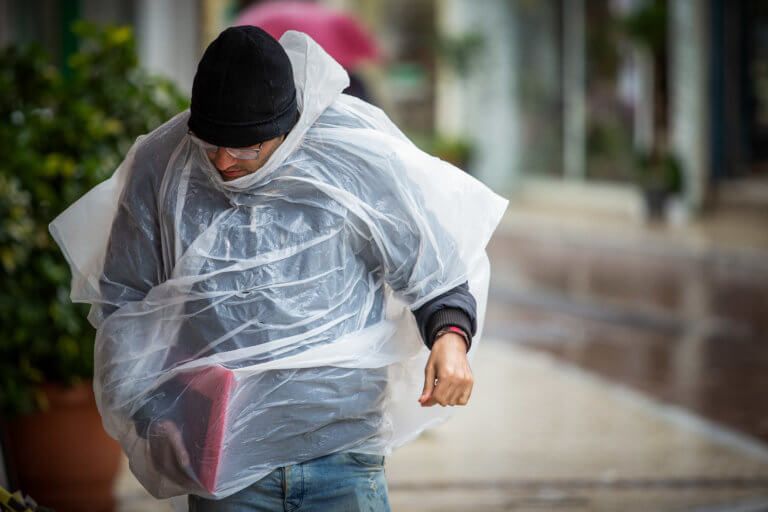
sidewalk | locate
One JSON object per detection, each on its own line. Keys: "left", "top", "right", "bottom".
{"left": 116, "top": 341, "right": 768, "bottom": 511}
{"left": 487, "top": 204, "right": 768, "bottom": 446}
{"left": 115, "top": 203, "right": 768, "bottom": 510}
{"left": 387, "top": 341, "right": 768, "bottom": 512}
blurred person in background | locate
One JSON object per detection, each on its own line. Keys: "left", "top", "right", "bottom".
{"left": 234, "top": 1, "right": 380, "bottom": 103}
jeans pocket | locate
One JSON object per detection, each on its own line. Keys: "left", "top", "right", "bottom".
{"left": 346, "top": 451, "right": 385, "bottom": 468}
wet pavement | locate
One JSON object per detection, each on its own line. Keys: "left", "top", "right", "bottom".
{"left": 115, "top": 208, "right": 768, "bottom": 510}
{"left": 386, "top": 341, "right": 768, "bottom": 511}
{"left": 117, "top": 340, "right": 768, "bottom": 511}
{"left": 485, "top": 215, "right": 768, "bottom": 446}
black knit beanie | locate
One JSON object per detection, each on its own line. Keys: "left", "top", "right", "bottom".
{"left": 188, "top": 26, "right": 299, "bottom": 148}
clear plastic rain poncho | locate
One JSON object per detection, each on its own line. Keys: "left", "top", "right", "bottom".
{"left": 50, "top": 31, "right": 507, "bottom": 499}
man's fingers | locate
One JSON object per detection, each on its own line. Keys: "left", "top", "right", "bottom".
{"left": 444, "top": 387, "right": 461, "bottom": 406}
{"left": 420, "top": 363, "right": 437, "bottom": 404}
{"left": 431, "top": 378, "right": 456, "bottom": 407}
{"left": 451, "top": 376, "right": 473, "bottom": 406}
{"left": 421, "top": 354, "right": 474, "bottom": 407}
{"left": 457, "top": 380, "right": 474, "bottom": 405}
{"left": 432, "top": 372, "right": 473, "bottom": 406}
{"left": 150, "top": 420, "right": 196, "bottom": 484}
{"left": 167, "top": 427, "right": 191, "bottom": 468}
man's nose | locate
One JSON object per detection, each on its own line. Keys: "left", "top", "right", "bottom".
{"left": 211, "top": 149, "right": 236, "bottom": 170}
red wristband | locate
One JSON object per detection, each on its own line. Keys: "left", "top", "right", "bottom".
{"left": 434, "top": 325, "right": 470, "bottom": 352}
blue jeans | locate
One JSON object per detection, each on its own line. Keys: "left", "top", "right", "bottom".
{"left": 188, "top": 451, "right": 391, "bottom": 511}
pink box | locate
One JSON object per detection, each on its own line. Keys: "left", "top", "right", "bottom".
{"left": 174, "top": 365, "right": 235, "bottom": 492}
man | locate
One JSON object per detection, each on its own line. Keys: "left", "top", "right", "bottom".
{"left": 51, "top": 26, "right": 506, "bottom": 510}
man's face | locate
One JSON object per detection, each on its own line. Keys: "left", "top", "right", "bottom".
{"left": 206, "top": 135, "right": 286, "bottom": 181}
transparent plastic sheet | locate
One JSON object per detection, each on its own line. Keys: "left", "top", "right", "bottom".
{"left": 49, "top": 31, "right": 508, "bottom": 500}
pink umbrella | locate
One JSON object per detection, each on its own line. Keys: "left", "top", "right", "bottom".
{"left": 234, "top": 1, "right": 380, "bottom": 70}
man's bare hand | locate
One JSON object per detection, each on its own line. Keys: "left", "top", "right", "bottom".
{"left": 148, "top": 419, "right": 198, "bottom": 488}
{"left": 418, "top": 333, "right": 473, "bottom": 407}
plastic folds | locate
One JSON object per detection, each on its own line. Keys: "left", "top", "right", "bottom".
{"left": 50, "top": 31, "right": 508, "bottom": 499}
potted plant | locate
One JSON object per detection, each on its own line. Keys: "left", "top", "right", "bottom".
{"left": 619, "top": 0, "right": 687, "bottom": 221}
{"left": 0, "top": 22, "right": 186, "bottom": 510}
{"left": 633, "top": 150, "right": 683, "bottom": 220}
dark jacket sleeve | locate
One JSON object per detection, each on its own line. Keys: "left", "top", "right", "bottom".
{"left": 328, "top": 148, "right": 479, "bottom": 352}
{"left": 414, "top": 281, "right": 477, "bottom": 351}
{"left": 97, "top": 137, "right": 174, "bottom": 438}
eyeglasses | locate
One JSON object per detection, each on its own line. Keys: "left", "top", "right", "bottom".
{"left": 188, "top": 131, "right": 263, "bottom": 160}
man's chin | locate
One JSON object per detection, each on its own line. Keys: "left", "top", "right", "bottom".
{"left": 219, "top": 170, "right": 247, "bottom": 181}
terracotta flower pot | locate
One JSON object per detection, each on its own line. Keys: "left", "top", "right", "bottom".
{"left": 2, "top": 380, "right": 122, "bottom": 512}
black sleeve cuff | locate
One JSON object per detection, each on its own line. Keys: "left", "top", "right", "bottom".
{"left": 425, "top": 307, "right": 473, "bottom": 352}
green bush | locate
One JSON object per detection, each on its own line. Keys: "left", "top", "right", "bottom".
{"left": 0, "top": 22, "right": 187, "bottom": 416}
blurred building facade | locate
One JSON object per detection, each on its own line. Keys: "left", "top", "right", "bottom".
{"left": 2, "top": 0, "right": 767, "bottom": 219}
{"left": 435, "top": 0, "right": 768, "bottom": 219}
